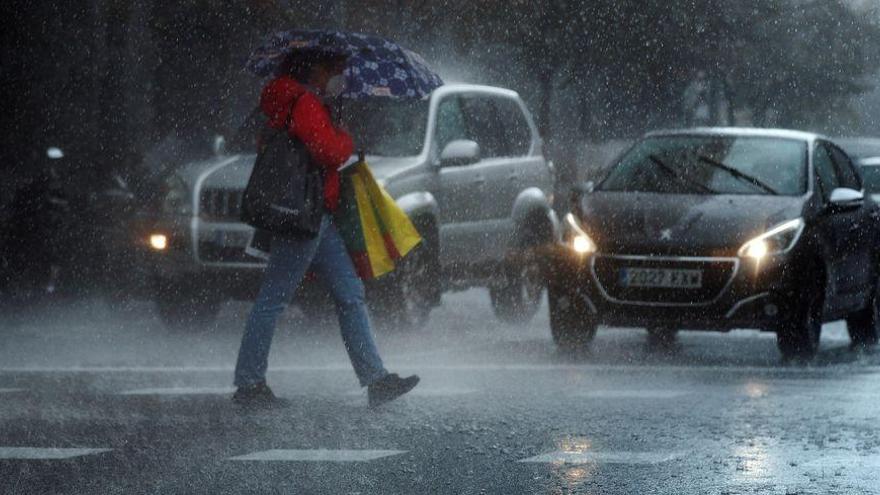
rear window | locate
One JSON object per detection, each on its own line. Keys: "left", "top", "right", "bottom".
{"left": 599, "top": 135, "right": 808, "bottom": 196}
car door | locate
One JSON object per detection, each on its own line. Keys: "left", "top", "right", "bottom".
{"left": 431, "top": 94, "right": 485, "bottom": 266}
{"left": 457, "top": 94, "right": 519, "bottom": 262}
{"left": 827, "top": 143, "right": 875, "bottom": 306}
{"left": 493, "top": 96, "right": 551, "bottom": 200}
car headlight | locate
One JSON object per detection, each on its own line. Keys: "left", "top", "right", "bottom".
{"left": 738, "top": 218, "right": 804, "bottom": 261}
{"left": 564, "top": 213, "right": 597, "bottom": 255}
{"left": 161, "top": 175, "right": 191, "bottom": 215}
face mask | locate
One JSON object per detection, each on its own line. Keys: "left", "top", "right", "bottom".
{"left": 324, "top": 74, "right": 346, "bottom": 98}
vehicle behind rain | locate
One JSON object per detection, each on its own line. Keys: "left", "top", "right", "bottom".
{"left": 547, "top": 127, "right": 880, "bottom": 360}
{"left": 143, "top": 84, "right": 556, "bottom": 328}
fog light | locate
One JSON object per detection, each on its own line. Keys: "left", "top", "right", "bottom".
{"left": 764, "top": 304, "right": 779, "bottom": 317}
{"left": 149, "top": 234, "right": 168, "bottom": 251}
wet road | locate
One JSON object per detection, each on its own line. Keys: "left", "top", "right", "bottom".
{"left": 2, "top": 290, "right": 880, "bottom": 494}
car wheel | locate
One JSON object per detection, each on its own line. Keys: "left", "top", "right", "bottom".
{"left": 646, "top": 326, "right": 678, "bottom": 347}
{"left": 490, "top": 252, "right": 545, "bottom": 325}
{"left": 153, "top": 282, "right": 223, "bottom": 328}
{"left": 548, "top": 283, "right": 597, "bottom": 351}
{"left": 370, "top": 240, "right": 437, "bottom": 331}
{"left": 846, "top": 277, "right": 880, "bottom": 347}
{"left": 776, "top": 285, "right": 823, "bottom": 361}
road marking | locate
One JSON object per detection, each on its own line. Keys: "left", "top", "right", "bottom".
{"left": 229, "top": 449, "right": 406, "bottom": 462}
{"left": 519, "top": 451, "right": 686, "bottom": 465}
{"left": 0, "top": 447, "right": 111, "bottom": 460}
{"left": 119, "top": 387, "right": 234, "bottom": 396}
{"left": 1, "top": 363, "right": 872, "bottom": 374}
{"left": 0, "top": 388, "right": 23, "bottom": 394}
{"left": 576, "top": 390, "right": 690, "bottom": 399}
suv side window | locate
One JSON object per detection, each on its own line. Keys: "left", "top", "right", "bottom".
{"left": 814, "top": 144, "right": 839, "bottom": 200}
{"left": 434, "top": 96, "right": 468, "bottom": 157}
{"left": 828, "top": 144, "right": 861, "bottom": 190}
{"left": 461, "top": 95, "right": 506, "bottom": 159}
{"left": 493, "top": 98, "right": 532, "bottom": 156}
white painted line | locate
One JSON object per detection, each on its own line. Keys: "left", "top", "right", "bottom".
{"left": 0, "top": 362, "right": 868, "bottom": 374}
{"left": 520, "top": 451, "right": 686, "bottom": 465}
{"left": 0, "top": 447, "right": 111, "bottom": 460}
{"left": 0, "top": 388, "right": 24, "bottom": 394}
{"left": 803, "top": 454, "right": 880, "bottom": 469}
{"left": 119, "top": 387, "right": 234, "bottom": 396}
{"left": 230, "top": 449, "right": 406, "bottom": 462}
{"left": 576, "top": 390, "right": 690, "bottom": 400}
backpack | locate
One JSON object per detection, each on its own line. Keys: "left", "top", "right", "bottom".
{"left": 240, "top": 124, "right": 324, "bottom": 238}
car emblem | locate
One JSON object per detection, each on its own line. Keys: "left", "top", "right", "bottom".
{"left": 660, "top": 229, "right": 673, "bottom": 241}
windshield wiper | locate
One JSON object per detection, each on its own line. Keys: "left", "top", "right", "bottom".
{"left": 647, "top": 155, "right": 717, "bottom": 194}
{"left": 697, "top": 155, "right": 779, "bottom": 195}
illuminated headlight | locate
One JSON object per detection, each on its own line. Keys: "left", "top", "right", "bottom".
{"left": 149, "top": 234, "right": 168, "bottom": 251}
{"left": 162, "top": 175, "right": 191, "bottom": 215}
{"left": 738, "top": 218, "right": 804, "bottom": 261}
{"left": 564, "top": 213, "right": 597, "bottom": 255}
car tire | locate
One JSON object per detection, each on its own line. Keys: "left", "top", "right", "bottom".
{"left": 370, "top": 225, "right": 439, "bottom": 331}
{"left": 153, "top": 281, "right": 223, "bottom": 328}
{"left": 490, "top": 251, "right": 545, "bottom": 325}
{"left": 776, "top": 284, "right": 823, "bottom": 361}
{"left": 548, "top": 283, "right": 597, "bottom": 351}
{"left": 846, "top": 277, "right": 880, "bottom": 347}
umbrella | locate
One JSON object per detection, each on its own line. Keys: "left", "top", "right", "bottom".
{"left": 245, "top": 29, "right": 443, "bottom": 100}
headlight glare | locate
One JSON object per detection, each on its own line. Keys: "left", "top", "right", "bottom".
{"left": 738, "top": 218, "right": 804, "bottom": 260}
{"left": 564, "top": 213, "right": 597, "bottom": 255}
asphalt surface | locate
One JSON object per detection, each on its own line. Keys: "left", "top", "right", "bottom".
{"left": 2, "top": 290, "right": 880, "bottom": 494}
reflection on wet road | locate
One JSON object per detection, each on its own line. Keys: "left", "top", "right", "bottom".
{"left": 1, "top": 289, "right": 879, "bottom": 494}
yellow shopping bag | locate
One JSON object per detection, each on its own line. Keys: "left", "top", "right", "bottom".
{"left": 335, "top": 160, "right": 422, "bottom": 279}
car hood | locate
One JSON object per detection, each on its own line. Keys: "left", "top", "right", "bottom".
{"left": 577, "top": 192, "right": 807, "bottom": 256}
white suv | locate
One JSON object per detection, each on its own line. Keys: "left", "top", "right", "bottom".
{"left": 146, "top": 84, "right": 557, "bottom": 328}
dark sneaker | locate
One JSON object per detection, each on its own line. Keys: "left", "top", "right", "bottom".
{"left": 368, "top": 373, "right": 420, "bottom": 407}
{"left": 232, "top": 383, "right": 289, "bottom": 409}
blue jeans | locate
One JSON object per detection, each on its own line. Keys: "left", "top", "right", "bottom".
{"left": 234, "top": 216, "right": 388, "bottom": 387}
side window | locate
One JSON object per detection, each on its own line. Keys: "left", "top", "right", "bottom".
{"left": 434, "top": 96, "right": 468, "bottom": 156}
{"left": 828, "top": 144, "right": 861, "bottom": 190}
{"left": 813, "top": 144, "right": 839, "bottom": 200}
{"left": 460, "top": 95, "right": 506, "bottom": 159}
{"left": 493, "top": 98, "right": 532, "bottom": 156}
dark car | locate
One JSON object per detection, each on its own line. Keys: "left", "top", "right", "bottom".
{"left": 546, "top": 128, "right": 880, "bottom": 360}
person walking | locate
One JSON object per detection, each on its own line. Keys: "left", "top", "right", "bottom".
{"left": 233, "top": 52, "right": 419, "bottom": 408}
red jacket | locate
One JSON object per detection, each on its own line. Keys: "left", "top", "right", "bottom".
{"left": 260, "top": 76, "right": 354, "bottom": 211}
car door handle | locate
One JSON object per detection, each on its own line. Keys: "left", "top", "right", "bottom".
{"left": 474, "top": 177, "right": 486, "bottom": 185}
{"left": 507, "top": 173, "right": 519, "bottom": 181}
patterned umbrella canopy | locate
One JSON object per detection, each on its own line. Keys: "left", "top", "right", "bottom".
{"left": 246, "top": 29, "right": 443, "bottom": 100}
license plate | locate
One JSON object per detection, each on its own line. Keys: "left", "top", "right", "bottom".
{"left": 620, "top": 268, "right": 703, "bottom": 288}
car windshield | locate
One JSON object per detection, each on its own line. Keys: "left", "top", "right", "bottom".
{"left": 334, "top": 98, "right": 429, "bottom": 157}
{"left": 599, "top": 135, "right": 808, "bottom": 196}
{"left": 861, "top": 166, "right": 880, "bottom": 193}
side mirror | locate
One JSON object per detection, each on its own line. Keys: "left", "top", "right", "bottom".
{"left": 439, "top": 140, "right": 480, "bottom": 167}
{"left": 213, "top": 135, "right": 226, "bottom": 156}
{"left": 827, "top": 187, "right": 864, "bottom": 212}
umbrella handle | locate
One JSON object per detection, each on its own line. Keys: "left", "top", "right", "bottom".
{"left": 358, "top": 150, "right": 366, "bottom": 164}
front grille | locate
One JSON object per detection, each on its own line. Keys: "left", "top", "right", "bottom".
{"left": 591, "top": 255, "right": 737, "bottom": 305}
{"left": 200, "top": 189, "right": 243, "bottom": 220}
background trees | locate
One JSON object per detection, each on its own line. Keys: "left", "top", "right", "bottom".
{"left": 2, "top": 0, "right": 879, "bottom": 193}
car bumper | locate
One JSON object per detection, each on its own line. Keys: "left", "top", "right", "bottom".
{"left": 544, "top": 244, "right": 801, "bottom": 332}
